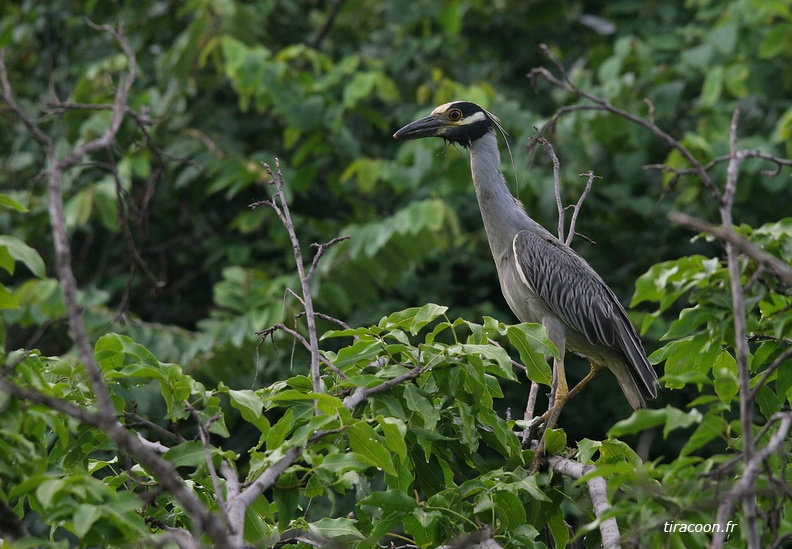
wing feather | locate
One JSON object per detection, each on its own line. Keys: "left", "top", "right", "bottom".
{"left": 512, "top": 230, "right": 658, "bottom": 399}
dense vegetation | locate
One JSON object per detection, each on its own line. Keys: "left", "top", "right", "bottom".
{"left": 1, "top": 0, "right": 791, "bottom": 547}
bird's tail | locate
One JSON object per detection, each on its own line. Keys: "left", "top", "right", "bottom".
{"left": 608, "top": 359, "right": 649, "bottom": 410}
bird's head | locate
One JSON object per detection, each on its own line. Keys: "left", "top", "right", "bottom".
{"left": 393, "top": 101, "right": 502, "bottom": 148}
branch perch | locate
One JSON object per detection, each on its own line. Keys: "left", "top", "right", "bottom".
{"left": 547, "top": 455, "right": 620, "bottom": 548}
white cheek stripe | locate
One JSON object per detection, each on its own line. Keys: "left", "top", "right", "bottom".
{"left": 456, "top": 111, "right": 488, "bottom": 125}
{"left": 430, "top": 104, "right": 489, "bottom": 126}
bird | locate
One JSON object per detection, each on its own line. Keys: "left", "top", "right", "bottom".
{"left": 393, "top": 101, "right": 659, "bottom": 446}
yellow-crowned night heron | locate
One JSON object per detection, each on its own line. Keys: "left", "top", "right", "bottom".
{"left": 394, "top": 101, "right": 659, "bottom": 438}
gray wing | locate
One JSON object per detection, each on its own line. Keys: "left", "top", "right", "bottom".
{"left": 512, "top": 230, "right": 658, "bottom": 399}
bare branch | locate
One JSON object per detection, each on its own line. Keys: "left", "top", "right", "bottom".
{"left": 566, "top": 171, "right": 599, "bottom": 246}
{"left": 255, "top": 161, "right": 324, "bottom": 400}
{"left": 521, "top": 381, "right": 540, "bottom": 446}
{"left": 257, "top": 323, "right": 346, "bottom": 378}
{"left": 535, "top": 135, "right": 565, "bottom": 242}
{"left": 342, "top": 366, "right": 425, "bottom": 410}
{"left": 720, "top": 107, "right": 759, "bottom": 548}
{"left": 186, "top": 404, "right": 229, "bottom": 527}
{"left": 232, "top": 445, "right": 303, "bottom": 514}
{"left": 310, "top": 0, "right": 346, "bottom": 49}
{"left": 529, "top": 49, "right": 722, "bottom": 200}
{"left": 546, "top": 455, "right": 620, "bottom": 548}
{"left": 712, "top": 412, "right": 792, "bottom": 548}
{"left": 668, "top": 212, "right": 792, "bottom": 288}
{"left": 308, "top": 235, "right": 351, "bottom": 283}
{"left": 295, "top": 310, "right": 354, "bottom": 332}
{"left": 0, "top": 378, "right": 227, "bottom": 544}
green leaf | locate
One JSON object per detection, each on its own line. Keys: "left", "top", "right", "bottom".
{"left": 713, "top": 350, "right": 738, "bottom": 404}
{"left": 542, "top": 428, "right": 567, "bottom": 455}
{"left": 270, "top": 389, "right": 343, "bottom": 415}
{"left": 547, "top": 508, "right": 570, "bottom": 549}
{"left": 318, "top": 452, "right": 375, "bottom": 474}
{"left": 358, "top": 489, "right": 419, "bottom": 511}
{"left": 458, "top": 343, "right": 517, "bottom": 381}
{"left": 376, "top": 416, "right": 407, "bottom": 460}
{"left": 598, "top": 438, "right": 641, "bottom": 466}
{"left": 492, "top": 489, "right": 526, "bottom": 529}
{"left": 409, "top": 303, "right": 448, "bottom": 335}
{"left": 267, "top": 408, "right": 295, "bottom": 450}
{"left": 343, "top": 72, "right": 378, "bottom": 108}
{"left": 36, "top": 477, "right": 64, "bottom": 509}
{"left": 0, "top": 283, "right": 18, "bottom": 309}
{"left": 163, "top": 441, "right": 213, "bottom": 467}
{"left": 576, "top": 438, "right": 602, "bottom": 464}
{"left": 759, "top": 23, "right": 792, "bottom": 59}
{"left": 609, "top": 406, "right": 703, "bottom": 439}
{"left": 681, "top": 411, "right": 726, "bottom": 456}
{"left": 517, "top": 475, "right": 552, "bottom": 502}
{"left": 308, "top": 517, "right": 364, "bottom": 541}
{"left": 507, "top": 323, "right": 555, "bottom": 385}
{"left": 755, "top": 384, "right": 781, "bottom": 419}
{"left": 663, "top": 407, "right": 703, "bottom": 438}
{"left": 403, "top": 384, "right": 440, "bottom": 431}
{"left": 699, "top": 65, "right": 724, "bottom": 107}
{"left": 608, "top": 408, "right": 668, "bottom": 437}
{"left": 0, "top": 193, "right": 28, "bottom": 212}
{"left": 347, "top": 421, "right": 396, "bottom": 476}
{"left": 73, "top": 504, "right": 103, "bottom": 538}
{"left": 332, "top": 339, "right": 383, "bottom": 369}
{"left": 0, "top": 236, "right": 46, "bottom": 278}
{"left": 227, "top": 389, "right": 269, "bottom": 434}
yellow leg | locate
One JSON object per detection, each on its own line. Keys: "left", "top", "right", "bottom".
{"left": 565, "top": 360, "right": 604, "bottom": 402}
{"left": 529, "top": 360, "right": 603, "bottom": 471}
{"left": 531, "top": 356, "right": 568, "bottom": 471}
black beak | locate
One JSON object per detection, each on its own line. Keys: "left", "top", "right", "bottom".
{"left": 393, "top": 114, "right": 446, "bottom": 140}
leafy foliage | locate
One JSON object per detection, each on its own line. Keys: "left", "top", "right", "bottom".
{"left": 1, "top": 0, "right": 791, "bottom": 547}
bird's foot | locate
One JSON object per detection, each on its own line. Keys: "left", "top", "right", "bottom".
{"left": 520, "top": 415, "right": 545, "bottom": 449}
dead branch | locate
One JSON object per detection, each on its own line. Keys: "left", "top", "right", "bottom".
{"left": 257, "top": 322, "right": 346, "bottom": 378}
{"left": 546, "top": 454, "right": 619, "bottom": 548}
{"left": 528, "top": 48, "right": 722, "bottom": 200}
{"left": 342, "top": 366, "right": 425, "bottom": 409}
{"left": 1, "top": 25, "right": 228, "bottom": 547}
{"left": 668, "top": 212, "right": 792, "bottom": 288}
{"left": 712, "top": 412, "right": 792, "bottom": 548}
{"left": 254, "top": 160, "right": 324, "bottom": 399}
{"left": 0, "top": 378, "right": 226, "bottom": 544}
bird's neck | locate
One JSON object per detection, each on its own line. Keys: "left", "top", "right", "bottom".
{"left": 468, "top": 132, "right": 546, "bottom": 254}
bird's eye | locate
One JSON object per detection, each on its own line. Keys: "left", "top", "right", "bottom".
{"left": 448, "top": 108, "right": 463, "bottom": 121}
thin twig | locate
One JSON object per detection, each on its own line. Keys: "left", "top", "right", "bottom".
{"left": 668, "top": 212, "right": 792, "bottom": 288}
{"left": 713, "top": 412, "right": 792, "bottom": 548}
{"left": 534, "top": 135, "right": 566, "bottom": 242}
{"left": 186, "top": 404, "right": 229, "bottom": 526}
{"left": 123, "top": 411, "right": 187, "bottom": 444}
{"left": 308, "top": 236, "right": 351, "bottom": 283}
{"left": 256, "top": 160, "right": 324, "bottom": 401}
{"left": 257, "top": 323, "right": 346, "bottom": 378}
{"left": 342, "top": 366, "right": 425, "bottom": 409}
{"left": 521, "top": 381, "right": 540, "bottom": 446}
{"left": 529, "top": 48, "right": 722, "bottom": 200}
{"left": 565, "top": 171, "right": 599, "bottom": 246}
